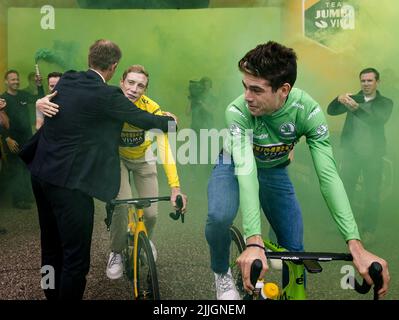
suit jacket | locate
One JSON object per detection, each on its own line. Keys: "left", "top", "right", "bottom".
{"left": 327, "top": 90, "right": 393, "bottom": 156}
{"left": 24, "top": 69, "right": 174, "bottom": 201}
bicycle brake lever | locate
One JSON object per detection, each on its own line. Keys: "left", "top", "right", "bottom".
{"left": 169, "top": 195, "right": 184, "bottom": 223}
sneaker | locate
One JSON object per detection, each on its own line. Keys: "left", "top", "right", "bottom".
{"left": 214, "top": 268, "right": 240, "bottom": 300}
{"left": 0, "top": 227, "right": 7, "bottom": 235}
{"left": 106, "top": 252, "right": 123, "bottom": 280}
{"left": 149, "top": 240, "right": 157, "bottom": 262}
{"left": 267, "top": 249, "right": 283, "bottom": 271}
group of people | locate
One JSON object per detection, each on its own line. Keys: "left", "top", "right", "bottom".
{"left": 0, "top": 39, "right": 391, "bottom": 300}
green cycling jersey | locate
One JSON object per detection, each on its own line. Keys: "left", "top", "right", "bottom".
{"left": 224, "top": 87, "right": 360, "bottom": 242}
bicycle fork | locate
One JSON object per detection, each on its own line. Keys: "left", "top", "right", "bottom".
{"left": 132, "top": 208, "right": 148, "bottom": 299}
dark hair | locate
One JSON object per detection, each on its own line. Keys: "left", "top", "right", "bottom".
{"left": 88, "top": 39, "right": 122, "bottom": 71}
{"left": 359, "top": 67, "right": 380, "bottom": 81}
{"left": 121, "top": 64, "right": 149, "bottom": 87}
{"left": 238, "top": 41, "right": 297, "bottom": 92}
{"left": 4, "top": 70, "right": 19, "bottom": 80}
{"left": 47, "top": 72, "right": 63, "bottom": 80}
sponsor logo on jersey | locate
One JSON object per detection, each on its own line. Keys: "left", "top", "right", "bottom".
{"left": 291, "top": 102, "right": 305, "bottom": 110}
{"left": 120, "top": 130, "right": 145, "bottom": 147}
{"left": 253, "top": 142, "right": 295, "bottom": 162}
{"left": 315, "top": 124, "right": 328, "bottom": 138}
{"left": 229, "top": 105, "right": 248, "bottom": 119}
{"left": 279, "top": 122, "right": 296, "bottom": 140}
{"left": 307, "top": 106, "right": 321, "bottom": 120}
{"left": 253, "top": 133, "right": 269, "bottom": 139}
{"left": 229, "top": 123, "right": 242, "bottom": 136}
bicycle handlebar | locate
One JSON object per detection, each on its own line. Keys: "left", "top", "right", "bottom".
{"left": 169, "top": 194, "right": 184, "bottom": 223}
{"left": 247, "top": 254, "right": 383, "bottom": 300}
{"left": 104, "top": 195, "right": 185, "bottom": 230}
{"left": 350, "top": 261, "right": 383, "bottom": 300}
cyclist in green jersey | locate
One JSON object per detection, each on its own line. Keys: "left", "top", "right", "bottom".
{"left": 205, "top": 41, "right": 390, "bottom": 300}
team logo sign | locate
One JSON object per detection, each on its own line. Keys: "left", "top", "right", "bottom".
{"left": 304, "top": 0, "right": 357, "bottom": 48}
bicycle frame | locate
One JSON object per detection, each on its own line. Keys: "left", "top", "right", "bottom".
{"left": 106, "top": 195, "right": 183, "bottom": 300}
{"left": 130, "top": 206, "right": 147, "bottom": 299}
{"left": 263, "top": 239, "right": 306, "bottom": 300}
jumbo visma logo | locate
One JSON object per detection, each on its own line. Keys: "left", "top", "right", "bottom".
{"left": 253, "top": 142, "right": 295, "bottom": 162}
{"left": 120, "top": 130, "right": 145, "bottom": 147}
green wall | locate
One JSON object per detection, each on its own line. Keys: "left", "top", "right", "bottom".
{"left": 7, "top": 7, "right": 281, "bottom": 128}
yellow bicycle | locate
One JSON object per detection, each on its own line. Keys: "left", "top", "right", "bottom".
{"left": 105, "top": 195, "right": 183, "bottom": 300}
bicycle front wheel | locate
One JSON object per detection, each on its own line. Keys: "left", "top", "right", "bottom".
{"left": 230, "top": 225, "right": 246, "bottom": 295}
{"left": 135, "top": 231, "right": 160, "bottom": 300}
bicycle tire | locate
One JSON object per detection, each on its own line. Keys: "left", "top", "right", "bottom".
{"left": 229, "top": 225, "right": 246, "bottom": 295}
{"left": 136, "top": 231, "right": 160, "bottom": 300}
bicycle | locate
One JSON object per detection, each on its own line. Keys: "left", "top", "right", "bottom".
{"left": 229, "top": 226, "right": 384, "bottom": 300}
{"left": 105, "top": 195, "right": 184, "bottom": 300}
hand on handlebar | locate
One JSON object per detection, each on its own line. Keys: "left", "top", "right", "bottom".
{"left": 170, "top": 187, "right": 187, "bottom": 213}
{"left": 348, "top": 239, "right": 390, "bottom": 299}
{"left": 236, "top": 235, "right": 268, "bottom": 294}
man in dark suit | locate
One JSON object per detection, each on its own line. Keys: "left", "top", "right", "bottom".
{"left": 24, "top": 39, "right": 176, "bottom": 300}
{"left": 327, "top": 67, "right": 393, "bottom": 242}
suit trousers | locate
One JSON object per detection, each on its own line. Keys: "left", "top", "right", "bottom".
{"left": 31, "top": 175, "right": 94, "bottom": 300}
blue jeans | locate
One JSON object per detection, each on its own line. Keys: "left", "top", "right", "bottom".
{"left": 205, "top": 153, "right": 304, "bottom": 278}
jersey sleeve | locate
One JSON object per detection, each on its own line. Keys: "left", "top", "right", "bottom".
{"left": 224, "top": 104, "right": 261, "bottom": 239}
{"left": 153, "top": 104, "right": 180, "bottom": 188}
{"left": 304, "top": 105, "right": 360, "bottom": 241}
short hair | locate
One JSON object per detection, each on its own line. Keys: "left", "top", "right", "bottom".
{"left": 121, "top": 64, "right": 149, "bottom": 87}
{"left": 4, "top": 70, "right": 19, "bottom": 80}
{"left": 88, "top": 39, "right": 122, "bottom": 71}
{"left": 359, "top": 68, "right": 380, "bottom": 81}
{"left": 238, "top": 41, "right": 297, "bottom": 92}
{"left": 47, "top": 72, "right": 63, "bottom": 80}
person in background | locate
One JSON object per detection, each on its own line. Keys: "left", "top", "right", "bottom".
{"left": 0, "top": 70, "right": 43, "bottom": 209}
{"left": 0, "top": 97, "right": 8, "bottom": 234}
{"left": 36, "top": 72, "right": 63, "bottom": 130}
{"left": 327, "top": 68, "right": 393, "bottom": 243}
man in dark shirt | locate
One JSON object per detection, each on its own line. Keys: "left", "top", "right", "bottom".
{"left": 1, "top": 70, "right": 44, "bottom": 209}
{"left": 0, "top": 97, "right": 8, "bottom": 235}
{"left": 327, "top": 67, "right": 393, "bottom": 240}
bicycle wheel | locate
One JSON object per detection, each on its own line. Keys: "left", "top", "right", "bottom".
{"left": 135, "top": 231, "right": 160, "bottom": 300}
{"left": 229, "top": 225, "right": 246, "bottom": 295}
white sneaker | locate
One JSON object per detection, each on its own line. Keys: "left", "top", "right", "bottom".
{"left": 214, "top": 268, "right": 240, "bottom": 300}
{"left": 267, "top": 249, "right": 283, "bottom": 271}
{"left": 149, "top": 240, "right": 157, "bottom": 262}
{"left": 106, "top": 252, "right": 123, "bottom": 280}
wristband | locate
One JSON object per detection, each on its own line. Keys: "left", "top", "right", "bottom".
{"left": 246, "top": 243, "right": 265, "bottom": 250}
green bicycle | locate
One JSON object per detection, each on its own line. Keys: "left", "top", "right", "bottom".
{"left": 229, "top": 226, "right": 383, "bottom": 300}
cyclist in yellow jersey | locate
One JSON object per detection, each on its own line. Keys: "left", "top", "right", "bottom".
{"left": 106, "top": 65, "right": 187, "bottom": 279}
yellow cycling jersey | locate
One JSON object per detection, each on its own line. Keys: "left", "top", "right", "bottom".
{"left": 119, "top": 95, "right": 180, "bottom": 188}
